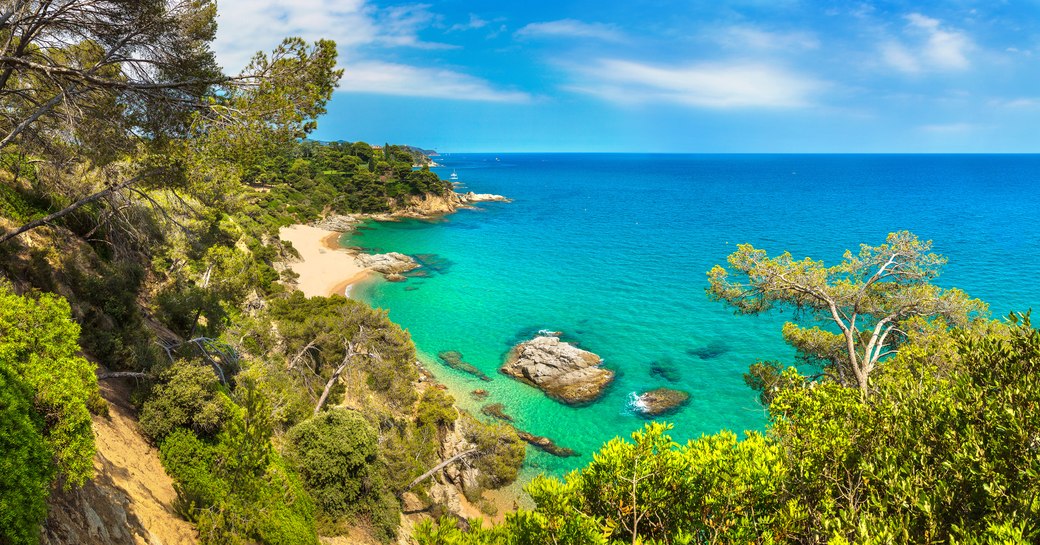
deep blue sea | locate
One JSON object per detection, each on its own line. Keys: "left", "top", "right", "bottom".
{"left": 347, "top": 154, "right": 1040, "bottom": 478}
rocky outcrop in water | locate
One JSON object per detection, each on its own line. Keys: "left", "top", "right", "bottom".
{"left": 633, "top": 388, "right": 690, "bottom": 417}
{"left": 516, "top": 430, "right": 579, "bottom": 458}
{"left": 500, "top": 335, "right": 613, "bottom": 405}
{"left": 458, "top": 192, "right": 510, "bottom": 204}
{"left": 380, "top": 191, "right": 512, "bottom": 219}
{"left": 480, "top": 403, "right": 513, "bottom": 422}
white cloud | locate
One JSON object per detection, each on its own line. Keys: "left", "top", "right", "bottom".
{"left": 989, "top": 97, "right": 1040, "bottom": 108}
{"left": 568, "top": 59, "right": 825, "bottom": 108}
{"left": 338, "top": 61, "right": 530, "bottom": 102}
{"left": 882, "top": 13, "right": 973, "bottom": 73}
{"left": 716, "top": 26, "right": 819, "bottom": 51}
{"left": 514, "top": 19, "right": 625, "bottom": 42}
{"left": 212, "top": 0, "right": 525, "bottom": 102}
{"left": 918, "top": 122, "right": 983, "bottom": 133}
{"left": 449, "top": 14, "right": 488, "bottom": 32}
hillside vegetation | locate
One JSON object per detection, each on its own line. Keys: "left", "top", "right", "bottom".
{"left": 0, "top": 2, "right": 518, "bottom": 544}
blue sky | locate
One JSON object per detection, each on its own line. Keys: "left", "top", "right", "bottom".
{"left": 213, "top": 1, "right": 1040, "bottom": 152}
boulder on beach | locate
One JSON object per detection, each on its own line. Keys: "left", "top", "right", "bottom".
{"left": 633, "top": 388, "right": 690, "bottom": 417}
{"left": 500, "top": 335, "right": 613, "bottom": 405}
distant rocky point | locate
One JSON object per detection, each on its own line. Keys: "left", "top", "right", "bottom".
{"left": 458, "top": 192, "right": 511, "bottom": 204}
{"left": 500, "top": 334, "right": 613, "bottom": 405}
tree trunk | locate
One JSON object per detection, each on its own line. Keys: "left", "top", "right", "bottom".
{"left": 399, "top": 449, "right": 478, "bottom": 495}
{"left": 0, "top": 173, "right": 149, "bottom": 245}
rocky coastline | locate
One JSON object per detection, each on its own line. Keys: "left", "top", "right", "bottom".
{"left": 289, "top": 189, "right": 510, "bottom": 292}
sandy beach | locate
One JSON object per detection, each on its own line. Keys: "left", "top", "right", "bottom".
{"left": 279, "top": 225, "right": 372, "bottom": 297}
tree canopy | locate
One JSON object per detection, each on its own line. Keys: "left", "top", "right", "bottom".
{"left": 707, "top": 231, "right": 986, "bottom": 396}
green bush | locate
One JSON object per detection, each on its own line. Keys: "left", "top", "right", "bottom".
{"left": 0, "top": 369, "right": 54, "bottom": 545}
{"left": 0, "top": 287, "right": 99, "bottom": 487}
{"left": 160, "top": 389, "right": 318, "bottom": 545}
{"left": 283, "top": 409, "right": 400, "bottom": 541}
{"left": 140, "top": 359, "right": 231, "bottom": 443}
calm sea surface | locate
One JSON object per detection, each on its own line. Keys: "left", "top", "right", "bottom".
{"left": 346, "top": 154, "right": 1040, "bottom": 477}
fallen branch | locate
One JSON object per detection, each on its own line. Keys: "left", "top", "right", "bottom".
{"left": 399, "top": 449, "right": 479, "bottom": 495}
{"left": 0, "top": 172, "right": 152, "bottom": 245}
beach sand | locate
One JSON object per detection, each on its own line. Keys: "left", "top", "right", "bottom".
{"left": 279, "top": 225, "right": 372, "bottom": 297}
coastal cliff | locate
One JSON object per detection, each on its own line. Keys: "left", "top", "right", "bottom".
{"left": 383, "top": 191, "right": 511, "bottom": 219}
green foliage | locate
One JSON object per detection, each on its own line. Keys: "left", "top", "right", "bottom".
{"left": 160, "top": 383, "right": 318, "bottom": 545}
{"left": 769, "top": 313, "right": 1040, "bottom": 542}
{"left": 63, "top": 258, "right": 159, "bottom": 370}
{"left": 242, "top": 140, "right": 451, "bottom": 221}
{"left": 139, "top": 360, "right": 231, "bottom": 443}
{"left": 417, "top": 388, "right": 458, "bottom": 432}
{"left": 0, "top": 368, "right": 54, "bottom": 545}
{"left": 0, "top": 287, "right": 99, "bottom": 487}
{"left": 283, "top": 409, "right": 400, "bottom": 541}
{"left": 245, "top": 292, "right": 419, "bottom": 417}
{"left": 460, "top": 414, "right": 525, "bottom": 494}
{"left": 708, "top": 231, "right": 987, "bottom": 396}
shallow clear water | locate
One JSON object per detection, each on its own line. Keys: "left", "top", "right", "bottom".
{"left": 346, "top": 154, "right": 1040, "bottom": 477}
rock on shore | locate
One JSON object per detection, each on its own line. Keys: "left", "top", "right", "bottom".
{"left": 313, "top": 214, "right": 360, "bottom": 232}
{"left": 632, "top": 388, "right": 690, "bottom": 417}
{"left": 356, "top": 252, "right": 418, "bottom": 281}
{"left": 500, "top": 335, "right": 613, "bottom": 405}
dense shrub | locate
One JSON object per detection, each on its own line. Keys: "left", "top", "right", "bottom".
{"left": 283, "top": 409, "right": 400, "bottom": 541}
{"left": 0, "top": 369, "right": 54, "bottom": 545}
{"left": 139, "top": 359, "right": 231, "bottom": 443}
{"left": 160, "top": 386, "right": 318, "bottom": 545}
{"left": 0, "top": 287, "right": 99, "bottom": 487}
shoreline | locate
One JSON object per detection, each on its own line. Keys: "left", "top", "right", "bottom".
{"left": 278, "top": 225, "right": 373, "bottom": 298}
{"left": 278, "top": 194, "right": 525, "bottom": 519}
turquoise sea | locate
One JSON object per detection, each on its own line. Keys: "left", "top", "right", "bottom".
{"left": 347, "top": 154, "right": 1040, "bottom": 478}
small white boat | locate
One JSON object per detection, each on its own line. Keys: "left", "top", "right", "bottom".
{"left": 449, "top": 170, "right": 458, "bottom": 181}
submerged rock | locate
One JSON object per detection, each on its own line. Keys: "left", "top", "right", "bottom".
{"left": 633, "top": 388, "right": 690, "bottom": 417}
{"left": 438, "top": 351, "right": 492, "bottom": 382}
{"left": 687, "top": 340, "right": 729, "bottom": 360}
{"left": 501, "top": 335, "right": 613, "bottom": 405}
{"left": 648, "top": 360, "right": 681, "bottom": 383}
{"left": 480, "top": 403, "right": 514, "bottom": 423}
{"left": 516, "top": 430, "right": 579, "bottom": 458}
{"left": 470, "top": 389, "right": 490, "bottom": 401}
